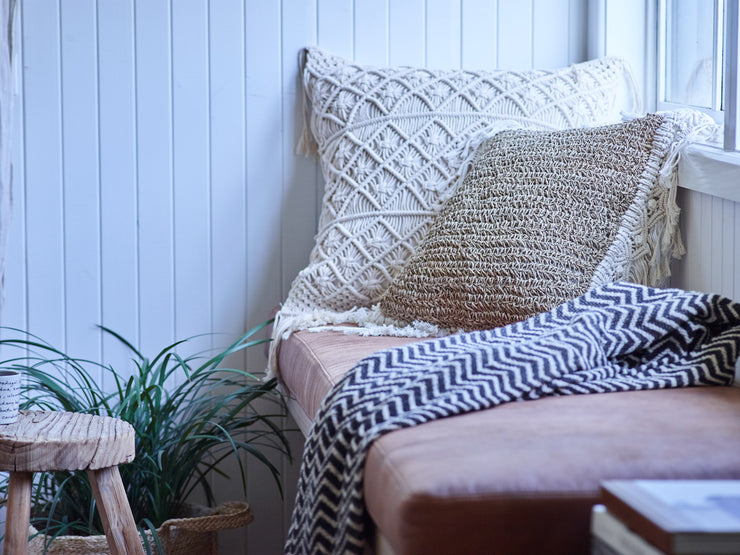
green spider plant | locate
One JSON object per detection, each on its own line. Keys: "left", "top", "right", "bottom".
{"left": 0, "top": 320, "right": 290, "bottom": 545}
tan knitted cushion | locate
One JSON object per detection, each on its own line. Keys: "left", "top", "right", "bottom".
{"left": 379, "top": 113, "right": 686, "bottom": 330}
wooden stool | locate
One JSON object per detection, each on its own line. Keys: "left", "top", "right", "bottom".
{"left": 0, "top": 411, "right": 145, "bottom": 555}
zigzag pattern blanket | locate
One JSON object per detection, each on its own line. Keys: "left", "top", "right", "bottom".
{"left": 285, "top": 282, "right": 740, "bottom": 554}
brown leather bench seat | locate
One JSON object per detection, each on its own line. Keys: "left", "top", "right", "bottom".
{"left": 279, "top": 329, "right": 740, "bottom": 555}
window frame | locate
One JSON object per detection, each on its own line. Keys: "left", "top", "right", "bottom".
{"left": 653, "top": 0, "right": 740, "bottom": 203}
{"left": 657, "top": 0, "right": 739, "bottom": 151}
{"left": 657, "top": 0, "right": 725, "bottom": 122}
{"left": 722, "top": 0, "right": 739, "bottom": 151}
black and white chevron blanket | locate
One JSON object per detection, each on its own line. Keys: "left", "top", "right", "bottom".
{"left": 285, "top": 282, "right": 740, "bottom": 554}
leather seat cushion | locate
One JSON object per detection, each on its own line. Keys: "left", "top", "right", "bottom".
{"left": 279, "top": 329, "right": 740, "bottom": 555}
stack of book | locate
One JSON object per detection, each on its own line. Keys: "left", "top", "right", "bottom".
{"left": 592, "top": 480, "right": 740, "bottom": 555}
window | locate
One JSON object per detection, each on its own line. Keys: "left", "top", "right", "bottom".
{"left": 658, "top": 0, "right": 739, "bottom": 151}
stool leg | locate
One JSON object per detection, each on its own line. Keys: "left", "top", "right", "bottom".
{"left": 5, "top": 471, "right": 32, "bottom": 555}
{"left": 88, "top": 466, "right": 144, "bottom": 555}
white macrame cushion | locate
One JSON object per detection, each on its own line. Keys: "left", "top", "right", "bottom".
{"left": 272, "top": 47, "right": 636, "bottom": 369}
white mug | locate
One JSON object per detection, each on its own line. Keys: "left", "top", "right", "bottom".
{"left": 0, "top": 370, "right": 20, "bottom": 424}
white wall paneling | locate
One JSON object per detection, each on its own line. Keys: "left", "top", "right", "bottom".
{"left": 13, "top": 2, "right": 737, "bottom": 554}
{"left": 354, "top": 0, "right": 388, "bottom": 65}
{"left": 210, "top": 3, "right": 249, "bottom": 552}
{"left": 21, "top": 1, "right": 65, "bottom": 351}
{"left": 533, "top": 0, "right": 570, "bottom": 68}
{"left": 135, "top": 1, "right": 174, "bottom": 360}
{"left": 461, "top": 0, "right": 498, "bottom": 68}
{"left": 498, "top": 0, "right": 533, "bottom": 68}
{"left": 243, "top": 0, "right": 286, "bottom": 552}
{"left": 389, "top": 0, "right": 425, "bottom": 66}
{"left": 426, "top": 0, "right": 461, "bottom": 68}
{"left": 604, "top": 0, "right": 649, "bottom": 108}
{"left": 98, "top": 1, "right": 139, "bottom": 383}
{"left": 61, "top": 0, "right": 101, "bottom": 364}
{"left": 672, "top": 187, "right": 740, "bottom": 300}
{"left": 172, "top": 1, "right": 211, "bottom": 364}
{"left": 276, "top": 3, "right": 318, "bottom": 551}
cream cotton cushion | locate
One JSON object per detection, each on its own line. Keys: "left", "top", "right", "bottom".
{"left": 270, "top": 47, "right": 636, "bottom": 374}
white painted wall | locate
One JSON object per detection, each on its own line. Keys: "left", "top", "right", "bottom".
{"left": 673, "top": 187, "right": 740, "bottom": 299}
{"left": 4, "top": 1, "right": 738, "bottom": 554}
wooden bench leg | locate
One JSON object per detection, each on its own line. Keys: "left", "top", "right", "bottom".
{"left": 88, "top": 466, "right": 144, "bottom": 555}
{"left": 5, "top": 471, "right": 32, "bottom": 555}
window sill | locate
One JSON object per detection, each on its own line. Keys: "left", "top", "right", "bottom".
{"left": 678, "top": 143, "right": 740, "bottom": 203}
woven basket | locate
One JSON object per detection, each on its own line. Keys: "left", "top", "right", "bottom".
{"left": 27, "top": 502, "right": 254, "bottom": 555}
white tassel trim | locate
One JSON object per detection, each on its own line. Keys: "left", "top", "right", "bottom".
{"left": 266, "top": 303, "right": 454, "bottom": 379}
{"left": 613, "top": 109, "right": 719, "bottom": 288}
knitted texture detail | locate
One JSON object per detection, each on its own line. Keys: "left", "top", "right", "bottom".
{"left": 379, "top": 113, "right": 686, "bottom": 330}
{"left": 274, "top": 48, "right": 633, "bottom": 359}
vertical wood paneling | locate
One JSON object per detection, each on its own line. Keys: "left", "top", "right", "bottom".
{"left": 736, "top": 202, "right": 740, "bottom": 300}
{"left": 721, "top": 198, "right": 735, "bottom": 298}
{"left": 210, "top": 0, "right": 246, "bottom": 345}
{"left": 697, "top": 193, "right": 713, "bottom": 288}
{"left": 710, "top": 196, "right": 724, "bottom": 295}
{"left": 3, "top": 1, "right": 26, "bottom": 335}
{"left": 673, "top": 188, "right": 740, "bottom": 301}
{"left": 587, "top": 0, "right": 606, "bottom": 59}
{"left": 533, "top": 0, "right": 570, "bottom": 68}
{"left": 271, "top": 3, "right": 319, "bottom": 552}
{"left": 670, "top": 187, "right": 690, "bottom": 289}
{"left": 98, "top": 0, "right": 138, "bottom": 377}
{"left": 569, "top": 0, "right": 588, "bottom": 63}
{"left": 426, "top": 0, "right": 461, "bottom": 68}
{"left": 245, "top": 0, "right": 282, "bottom": 338}
{"left": 497, "top": 0, "right": 534, "bottom": 68}
{"left": 684, "top": 190, "right": 705, "bottom": 288}
{"left": 245, "top": 2, "right": 293, "bottom": 553}
{"left": 172, "top": 2, "right": 211, "bottom": 355}
{"left": 642, "top": 0, "right": 658, "bottom": 112}
{"left": 22, "top": 2, "right": 64, "bottom": 348}
{"left": 461, "top": 0, "right": 498, "bottom": 68}
{"left": 354, "top": 0, "right": 388, "bottom": 65}
{"left": 318, "top": 0, "right": 353, "bottom": 59}
{"left": 604, "top": 0, "right": 647, "bottom": 108}
{"left": 209, "top": 4, "right": 248, "bottom": 551}
{"left": 60, "top": 1, "right": 100, "bottom": 361}
{"left": 135, "top": 0, "right": 174, "bottom": 357}
{"left": 389, "top": 0, "right": 425, "bottom": 66}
